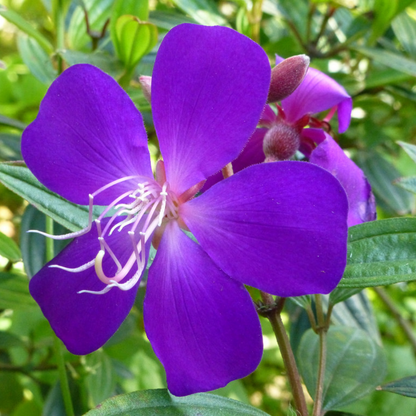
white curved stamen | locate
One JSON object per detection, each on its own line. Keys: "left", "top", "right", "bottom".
{"left": 49, "top": 259, "right": 95, "bottom": 273}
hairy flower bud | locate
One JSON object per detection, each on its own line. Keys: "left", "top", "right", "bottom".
{"left": 263, "top": 122, "right": 302, "bottom": 162}
{"left": 139, "top": 76, "right": 152, "bottom": 103}
{"left": 267, "top": 55, "right": 310, "bottom": 103}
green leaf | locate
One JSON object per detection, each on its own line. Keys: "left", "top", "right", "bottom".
{"left": 0, "top": 164, "right": 99, "bottom": 232}
{"left": 325, "top": 412, "right": 364, "bottom": 416}
{"left": 67, "top": 0, "right": 114, "bottom": 50}
{"left": 356, "top": 151, "right": 413, "bottom": 215}
{"left": 110, "top": 0, "right": 149, "bottom": 56}
{"left": 85, "top": 351, "right": 117, "bottom": 407}
{"left": 330, "top": 291, "right": 381, "bottom": 344}
{"left": 171, "top": 0, "right": 227, "bottom": 26}
{"left": 0, "top": 231, "right": 20, "bottom": 262}
{"left": 364, "top": 68, "right": 413, "bottom": 89}
{"left": 290, "top": 295, "right": 312, "bottom": 308}
{"left": 0, "top": 6, "right": 53, "bottom": 53}
{"left": 20, "top": 205, "right": 70, "bottom": 278}
{"left": 0, "top": 331, "right": 25, "bottom": 348}
{"left": 0, "top": 115, "right": 27, "bottom": 130}
{"left": 395, "top": 176, "right": 416, "bottom": 194}
{"left": 114, "top": 16, "right": 158, "bottom": 70}
{"left": 398, "top": 141, "right": 416, "bottom": 164}
{"left": 329, "top": 287, "right": 363, "bottom": 305}
{"left": 339, "top": 218, "right": 416, "bottom": 288}
{"left": 0, "top": 272, "right": 37, "bottom": 310}
{"left": 58, "top": 49, "right": 124, "bottom": 78}
{"left": 149, "top": 10, "right": 196, "bottom": 30}
{"left": 84, "top": 389, "right": 270, "bottom": 415}
{"left": 370, "top": 0, "right": 397, "bottom": 43}
{"left": 298, "top": 326, "right": 387, "bottom": 411}
{"left": 392, "top": 12, "right": 416, "bottom": 58}
{"left": 355, "top": 47, "right": 416, "bottom": 77}
{"left": 379, "top": 376, "right": 416, "bottom": 398}
{"left": 0, "top": 133, "right": 22, "bottom": 161}
{"left": 17, "top": 35, "right": 57, "bottom": 84}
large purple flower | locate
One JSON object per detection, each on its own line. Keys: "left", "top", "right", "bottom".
{"left": 22, "top": 24, "right": 349, "bottom": 396}
{"left": 203, "top": 57, "right": 375, "bottom": 226}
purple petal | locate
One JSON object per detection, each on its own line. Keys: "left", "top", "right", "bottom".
{"left": 276, "top": 56, "right": 352, "bottom": 133}
{"left": 22, "top": 64, "right": 152, "bottom": 205}
{"left": 144, "top": 221, "right": 262, "bottom": 396}
{"left": 181, "top": 162, "right": 348, "bottom": 297}
{"left": 308, "top": 131, "right": 376, "bottom": 226}
{"left": 152, "top": 24, "right": 270, "bottom": 195}
{"left": 201, "top": 128, "right": 267, "bottom": 192}
{"left": 30, "top": 218, "right": 147, "bottom": 355}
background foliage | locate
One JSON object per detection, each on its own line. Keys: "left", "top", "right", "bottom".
{"left": 1, "top": 0, "right": 416, "bottom": 415}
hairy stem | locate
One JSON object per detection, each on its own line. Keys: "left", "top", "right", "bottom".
{"left": 259, "top": 292, "right": 309, "bottom": 416}
{"left": 46, "top": 217, "right": 75, "bottom": 416}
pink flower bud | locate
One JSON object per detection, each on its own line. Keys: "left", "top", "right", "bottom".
{"left": 267, "top": 55, "right": 310, "bottom": 103}
{"left": 263, "top": 122, "right": 302, "bottom": 162}
{"left": 139, "top": 76, "right": 152, "bottom": 103}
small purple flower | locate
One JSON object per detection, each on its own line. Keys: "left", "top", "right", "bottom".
{"left": 203, "top": 56, "right": 375, "bottom": 227}
{"left": 22, "top": 24, "right": 348, "bottom": 396}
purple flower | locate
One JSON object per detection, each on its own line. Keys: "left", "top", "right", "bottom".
{"left": 203, "top": 57, "right": 375, "bottom": 227}
{"left": 22, "top": 24, "right": 348, "bottom": 396}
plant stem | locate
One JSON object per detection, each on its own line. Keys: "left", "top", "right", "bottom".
{"left": 249, "top": 0, "right": 263, "bottom": 43}
{"left": 53, "top": 0, "right": 65, "bottom": 74}
{"left": 374, "top": 286, "right": 416, "bottom": 356}
{"left": 259, "top": 291, "right": 309, "bottom": 416}
{"left": 312, "top": 294, "right": 327, "bottom": 416}
{"left": 46, "top": 217, "right": 75, "bottom": 416}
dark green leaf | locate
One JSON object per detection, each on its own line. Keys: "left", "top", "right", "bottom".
{"left": 355, "top": 47, "right": 416, "bottom": 77}
{"left": 171, "top": 0, "right": 227, "bottom": 26}
{"left": 364, "top": 68, "right": 413, "bottom": 89}
{"left": 0, "top": 331, "right": 25, "bottom": 348}
{"left": 356, "top": 151, "right": 413, "bottom": 215}
{"left": 329, "top": 287, "right": 363, "bottom": 305}
{"left": 298, "top": 326, "right": 387, "bottom": 410}
{"left": 0, "top": 133, "right": 22, "bottom": 161}
{"left": 0, "top": 6, "right": 53, "bottom": 53}
{"left": 20, "top": 205, "right": 71, "bottom": 278}
{"left": 379, "top": 376, "right": 416, "bottom": 397}
{"left": 370, "top": 0, "right": 397, "bottom": 43}
{"left": 42, "top": 382, "right": 66, "bottom": 416}
{"left": 339, "top": 218, "right": 416, "bottom": 288}
{"left": 85, "top": 350, "right": 117, "bottom": 407}
{"left": 0, "top": 164, "right": 99, "bottom": 232}
{"left": 392, "top": 12, "right": 416, "bottom": 58}
{"left": 17, "top": 35, "right": 57, "bottom": 84}
{"left": 84, "top": 389, "right": 270, "bottom": 415}
{"left": 0, "top": 231, "right": 20, "bottom": 262}
{"left": 326, "top": 412, "right": 364, "bottom": 416}
{"left": 330, "top": 291, "right": 381, "bottom": 344}
{"left": 0, "top": 272, "right": 36, "bottom": 310}
{"left": 58, "top": 49, "right": 124, "bottom": 78}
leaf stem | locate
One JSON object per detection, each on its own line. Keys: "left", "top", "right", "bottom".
{"left": 258, "top": 291, "right": 309, "bottom": 416}
{"left": 312, "top": 294, "right": 327, "bottom": 416}
{"left": 46, "top": 217, "right": 75, "bottom": 416}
